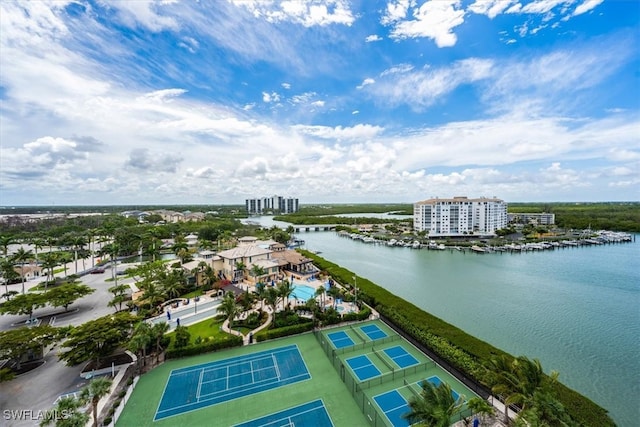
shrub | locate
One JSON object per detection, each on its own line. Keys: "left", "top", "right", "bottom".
{"left": 255, "top": 322, "right": 314, "bottom": 342}
{"left": 174, "top": 325, "right": 190, "bottom": 348}
{"left": 165, "top": 336, "right": 243, "bottom": 359}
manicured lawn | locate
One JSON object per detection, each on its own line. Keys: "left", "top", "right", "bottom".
{"left": 166, "top": 316, "right": 230, "bottom": 344}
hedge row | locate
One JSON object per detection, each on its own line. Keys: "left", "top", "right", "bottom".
{"left": 301, "top": 250, "right": 615, "bottom": 427}
{"left": 255, "top": 322, "right": 314, "bottom": 342}
{"left": 342, "top": 306, "right": 371, "bottom": 322}
{"left": 165, "top": 335, "right": 243, "bottom": 359}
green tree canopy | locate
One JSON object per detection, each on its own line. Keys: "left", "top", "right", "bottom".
{"left": 0, "top": 324, "right": 60, "bottom": 370}
{"left": 58, "top": 312, "right": 136, "bottom": 367}
{"left": 0, "top": 292, "right": 47, "bottom": 323}
{"left": 173, "top": 325, "right": 190, "bottom": 348}
{"left": 45, "top": 283, "right": 95, "bottom": 312}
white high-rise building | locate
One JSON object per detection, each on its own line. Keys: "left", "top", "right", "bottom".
{"left": 413, "top": 196, "right": 508, "bottom": 237}
{"left": 245, "top": 195, "right": 299, "bottom": 214}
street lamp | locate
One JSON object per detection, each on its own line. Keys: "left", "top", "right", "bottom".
{"left": 353, "top": 275, "right": 357, "bottom": 307}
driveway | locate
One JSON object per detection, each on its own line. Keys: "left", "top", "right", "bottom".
{"left": 0, "top": 268, "right": 130, "bottom": 426}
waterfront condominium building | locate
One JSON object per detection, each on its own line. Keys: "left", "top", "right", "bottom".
{"left": 245, "top": 195, "right": 299, "bottom": 214}
{"left": 508, "top": 212, "right": 555, "bottom": 226}
{"left": 413, "top": 196, "right": 508, "bottom": 237}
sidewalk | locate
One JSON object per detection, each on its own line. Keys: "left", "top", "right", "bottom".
{"left": 220, "top": 307, "right": 274, "bottom": 345}
{"left": 147, "top": 294, "right": 222, "bottom": 331}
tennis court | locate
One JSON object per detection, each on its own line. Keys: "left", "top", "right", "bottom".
{"left": 383, "top": 345, "right": 419, "bottom": 369}
{"left": 360, "top": 324, "right": 388, "bottom": 340}
{"left": 234, "top": 399, "right": 334, "bottom": 427}
{"left": 345, "top": 354, "right": 381, "bottom": 381}
{"left": 373, "top": 389, "right": 411, "bottom": 427}
{"left": 327, "top": 330, "right": 355, "bottom": 349}
{"left": 154, "top": 345, "right": 310, "bottom": 420}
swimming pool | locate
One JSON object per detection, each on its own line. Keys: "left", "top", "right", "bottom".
{"left": 291, "top": 285, "right": 316, "bottom": 302}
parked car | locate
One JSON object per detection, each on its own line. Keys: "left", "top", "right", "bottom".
{"left": 91, "top": 268, "right": 105, "bottom": 274}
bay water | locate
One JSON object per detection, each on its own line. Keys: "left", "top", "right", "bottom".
{"left": 296, "top": 230, "right": 639, "bottom": 426}
{"left": 246, "top": 216, "right": 638, "bottom": 426}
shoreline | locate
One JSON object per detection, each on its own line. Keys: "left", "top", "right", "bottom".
{"left": 337, "top": 229, "right": 634, "bottom": 253}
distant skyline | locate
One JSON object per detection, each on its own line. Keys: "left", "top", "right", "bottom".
{"left": 1, "top": 0, "right": 638, "bottom": 206}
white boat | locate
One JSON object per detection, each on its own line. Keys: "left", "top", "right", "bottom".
{"left": 412, "top": 241, "right": 421, "bottom": 249}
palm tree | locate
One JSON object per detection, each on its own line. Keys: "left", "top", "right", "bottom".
{"left": 514, "top": 389, "right": 575, "bottom": 427}
{"left": 315, "top": 285, "right": 326, "bottom": 310}
{"left": 234, "top": 261, "right": 246, "bottom": 283}
{"left": 162, "top": 274, "right": 183, "bottom": 300}
{"left": 151, "top": 322, "right": 170, "bottom": 364}
{"left": 277, "top": 279, "right": 294, "bottom": 310}
{"left": 128, "top": 322, "right": 153, "bottom": 372}
{"left": 327, "top": 285, "right": 341, "bottom": 309}
{"left": 80, "top": 377, "right": 112, "bottom": 427}
{"left": 12, "top": 247, "right": 32, "bottom": 295}
{"left": 255, "top": 281, "right": 267, "bottom": 311}
{"left": 40, "top": 252, "right": 59, "bottom": 288}
{"left": 172, "top": 236, "right": 188, "bottom": 264}
{"left": 142, "top": 282, "right": 164, "bottom": 311}
{"left": 40, "top": 395, "right": 89, "bottom": 427}
{"left": 30, "top": 237, "right": 45, "bottom": 265}
{"left": 250, "top": 264, "right": 267, "bottom": 284}
{"left": 265, "top": 286, "right": 279, "bottom": 327}
{"left": 194, "top": 261, "right": 209, "bottom": 286}
{"left": 0, "top": 234, "right": 16, "bottom": 257}
{"left": 86, "top": 228, "right": 97, "bottom": 268}
{"left": 0, "top": 258, "right": 19, "bottom": 299}
{"left": 489, "top": 355, "right": 520, "bottom": 424}
{"left": 71, "top": 234, "right": 88, "bottom": 273}
{"left": 58, "top": 252, "right": 72, "bottom": 279}
{"left": 218, "top": 292, "right": 240, "bottom": 329}
{"left": 403, "top": 380, "right": 464, "bottom": 427}
{"left": 467, "top": 396, "right": 495, "bottom": 425}
{"left": 305, "top": 297, "right": 319, "bottom": 325}
{"left": 490, "top": 355, "right": 554, "bottom": 424}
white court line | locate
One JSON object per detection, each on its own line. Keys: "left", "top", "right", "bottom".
{"left": 272, "top": 354, "right": 281, "bottom": 380}
{"left": 196, "top": 368, "right": 204, "bottom": 400}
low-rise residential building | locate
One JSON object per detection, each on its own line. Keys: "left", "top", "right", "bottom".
{"left": 414, "top": 196, "right": 508, "bottom": 237}
{"left": 508, "top": 212, "right": 555, "bottom": 226}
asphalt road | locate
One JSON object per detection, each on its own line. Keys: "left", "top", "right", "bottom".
{"left": 0, "top": 269, "right": 125, "bottom": 427}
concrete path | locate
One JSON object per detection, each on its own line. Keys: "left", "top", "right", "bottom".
{"left": 220, "top": 305, "right": 274, "bottom": 345}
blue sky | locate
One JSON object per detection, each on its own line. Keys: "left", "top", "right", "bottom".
{"left": 0, "top": 0, "right": 638, "bottom": 206}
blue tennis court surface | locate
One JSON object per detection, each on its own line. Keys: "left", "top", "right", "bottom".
{"left": 383, "top": 346, "right": 419, "bottom": 369}
{"left": 234, "top": 399, "right": 334, "bottom": 427}
{"left": 327, "top": 330, "right": 355, "bottom": 349}
{"left": 346, "top": 355, "right": 381, "bottom": 381}
{"left": 360, "top": 324, "right": 388, "bottom": 340}
{"left": 374, "top": 390, "right": 410, "bottom": 427}
{"left": 155, "top": 345, "right": 310, "bottom": 420}
{"left": 422, "top": 376, "right": 461, "bottom": 401}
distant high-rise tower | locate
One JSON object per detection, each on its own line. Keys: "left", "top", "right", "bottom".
{"left": 245, "top": 195, "right": 299, "bottom": 214}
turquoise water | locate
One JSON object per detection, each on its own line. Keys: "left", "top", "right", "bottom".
{"left": 291, "top": 284, "right": 316, "bottom": 302}
{"left": 297, "top": 231, "right": 640, "bottom": 427}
